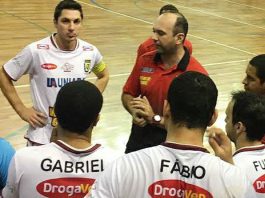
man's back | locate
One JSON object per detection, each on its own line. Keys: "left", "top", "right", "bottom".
{"left": 90, "top": 143, "right": 250, "bottom": 198}
{"left": 3, "top": 140, "right": 116, "bottom": 197}
{"left": 234, "top": 145, "right": 265, "bottom": 197}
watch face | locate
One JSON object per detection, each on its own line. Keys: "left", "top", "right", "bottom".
{"left": 154, "top": 115, "right": 161, "bottom": 122}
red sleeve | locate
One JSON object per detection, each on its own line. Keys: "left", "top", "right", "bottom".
{"left": 123, "top": 57, "right": 142, "bottom": 97}
{"left": 137, "top": 43, "right": 146, "bottom": 58}
{"left": 184, "top": 39, "right": 193, "bottom": 55}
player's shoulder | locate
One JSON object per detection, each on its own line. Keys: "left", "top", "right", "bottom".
{"left": 205, "top": 153, "right": 239, "bottom": 172}
{"left": 0, "top": 138, "right": 14, "bottom": 149}
{"left": 138, "top": 50, "right": 157, "bottom": 64}
{"left": 15, "top": 143, "right": 55, "bottom": 159}
{"left": 184, "top": 39, "right": 192, "bottom": 46}
{"left": 118, "top": 146, "right": 160, "bottom": 163}
{"left": 91, "top": 145, "right": 123, "bottom": 161}
{"left": 77, "top": 38, "right": 99, "bottom": 52}
{"left": 28, "top": 36, "right": 52, "bottom": 51}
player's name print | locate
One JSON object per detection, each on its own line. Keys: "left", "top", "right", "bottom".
{"left": 41, "top": 158, "right": 104, "bottom": 173}
{"left": 160, "top": 159, "right": 206, "bottom": 179}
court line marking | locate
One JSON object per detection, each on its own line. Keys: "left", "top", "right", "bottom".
{"left": 81, "top": 0, "right": 256, "bottom": 56}
{"left": 1, "top": 1, "right": 257, "bottom": 57}
{"left": 158, "top": 0, "right": 265, "bottom": 30}
{"left": 0, "top": 10, "right": 51, "bottom": 34}
{"left": 223, "top": 0, "right": 265, "bottom": 11}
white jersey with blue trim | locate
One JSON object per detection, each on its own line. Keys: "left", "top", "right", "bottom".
{"left": 88, "top": 142, "right": 253, "bottom": 198}
{"left": 233, "top": 144, "right": 265, "bottom": 198}
{"left": 3, "top": 34, "right": 103, "bottom": 144}
{"left": 2, "top": 141, "right": 118, "bottom": 198}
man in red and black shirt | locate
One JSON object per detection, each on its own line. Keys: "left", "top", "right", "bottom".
{"left": 137, "top": 4, "right": 193, "bottom": 58}
{"left": 122, "top": 12, "right": 208, "bottom": 153}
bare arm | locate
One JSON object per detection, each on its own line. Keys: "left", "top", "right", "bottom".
{"left": 121, "top": 92, "right": 134, "bottom": 114}
{"left": 94, "top": 67, "right": 109, "bottom": 93}
{"left": 0, "top": 67, "right": 47, "bottom": 128}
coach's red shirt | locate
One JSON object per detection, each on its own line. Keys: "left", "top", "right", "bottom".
{"left": 123, "top": 49, "right": 208, "bottom": 115}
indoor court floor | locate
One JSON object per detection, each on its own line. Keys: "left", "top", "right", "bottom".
{"left": 0, "top": 0, "right": 265, "bottom": 152}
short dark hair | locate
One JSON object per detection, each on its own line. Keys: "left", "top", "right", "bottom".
{"left": 249, "top": 54, "right": 265, "bottom": 82}
{"left": 55, "top": 80, "right": 103, "bottom": 134}
{"left": 232, "top": 91, "right": 265, "bottom": 141}
{"left": 159, "top": 4, "right": 179, "bottom": 15}
{"left": 54, "top": 0, "right": 83, "bottom": 22}
{"left": 173, "top": 12, "right": 188, "bottom": 39}
{"left": 167, "top": 71, "right": 218, "bottom": 129}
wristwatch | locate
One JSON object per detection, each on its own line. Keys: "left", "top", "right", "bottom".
{"left": 152, "top": 114, "right": 161, "bottom": 124}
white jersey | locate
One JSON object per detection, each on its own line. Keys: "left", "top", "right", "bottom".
{"left": 89, "top": 142, "right": 253, "bottom": 198}
{"left": 2, "top": 140, "right": 119, "bottom": 198}
{"left": 233, "top": 144, "right": 265, "bottom": 198}
{"left": 3, "top": 34, "right": 103, "bottom": 144}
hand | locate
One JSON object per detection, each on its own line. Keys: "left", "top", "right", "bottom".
{"left": 208, "top": 127, "right": 234, "bottom": 164}
{"left": 19, "top": 107, "right": 48, "bottom": 128}
{"left": 130, "top": 96, "right": 155, "bottom": 124}
{"left": 131, "top": 108, "right": 147, "bottom": 127}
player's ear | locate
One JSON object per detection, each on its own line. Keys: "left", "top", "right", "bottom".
{"left": 208, "top": 109, "right": 218, "bottom": 127}
{"left": 175, "top": 33, "right": 185, "bottom": 45}
{"left": 234, "top": 122, "right": 245, "bottom": 135}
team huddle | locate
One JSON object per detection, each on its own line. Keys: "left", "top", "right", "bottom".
{"left": 0, "top": 0, "right": 265, "bottom": 198}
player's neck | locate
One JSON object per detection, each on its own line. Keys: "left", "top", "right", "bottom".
{"left": 161, "top": 46, "right": 185, "bottom": 69}
{"left": 166, "top": 125, "right": 204, "bottom": 147}
{"left": 57, "top": 129, "right": 92, "bottom": 149}
{"left": 236, "top": 139, "right": 263, "bottom": 150}
{"left": 53, "top": 34, "right": 77, "bottom": 51}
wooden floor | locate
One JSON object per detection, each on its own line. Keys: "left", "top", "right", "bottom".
{"left": 0, "top": 0, "right": 265, "bottom": 151}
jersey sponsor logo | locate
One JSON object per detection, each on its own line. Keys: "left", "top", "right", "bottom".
{"left": 148, "top": 180, "right": 213, "bottom": 198}
{"left": 141, "top": 67, "right": 154, "bottom": 73}
{"left": 160, "top": 159, "right": 206, "bottom": 179}
{"left": 49, "top": 107, "right": 57, "bottom": 127}
{"left": 36, "top": 177, "right": 95, "bottom": 197}
{"left": 140, "top": 76, "right": 151, "bottom": 86}
{"left": 47, "top": 77, "right": 85, "bottom": 88}
{"left": 83, "top": 46, "right": 94, "bottom": 51}
{"left": 61, "top": 63, "right": 74, "bottom": 72}
{"left": 41, "top": 63, "right": 57, "bottom": 70}
{"left": 41, "top": 158, "right": 104, "bottom": 173}
{"left": 37, "top": 44, "right": 50, "bottom": 49}
{"left": 253, "top": 174, "right": 265, "bottom": 193}
{"left": 84, "top": 60, "right": 91, "bottom": 73}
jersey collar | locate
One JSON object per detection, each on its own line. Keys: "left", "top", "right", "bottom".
{"left": 50, "top": 33, "right": 79, "bottom": 51}
{"left": 154, "top": 47, "right": 190, "bottom": 71}
{"left": 161, "top": 142, "right": 210, "bottom": 153}
{"left": 233, "top": 144, "right": 265, "bottom": 156}
{"left": 54, "top": 140, "right": 101, "bottom": 154}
